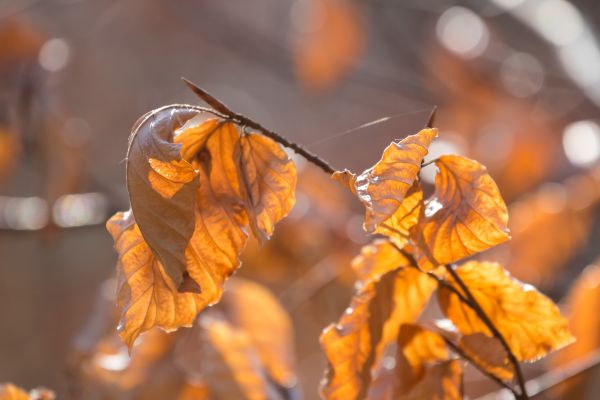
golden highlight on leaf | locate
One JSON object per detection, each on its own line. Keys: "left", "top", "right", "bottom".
{"left": 239, "top": 133, "right": 297, "bottom": 242}
{"left": 351, "top": 239, "right": 408, "bottom": 282}
{"left": 411, "top": 155, "right": 510, "bottom": 269}
{"left": 199, "top": 315, "right": 277, "bottom": 400}
{"left": 0, "top": 384, "right": 29, "bottom": 400}
{"left": 320, "top": 261, "right": 436, "bottom": 399}
{"left": 438, "top": 261, "right": 574, "bottom": 361}
{"left": 459, "top": 333, "right": 514, "bottom": 381}
{"left": 356, "top": 128, "right": 437, "bottom": 232}
{"left": 375, "top": 182, "right": 423, "bottom": 247}
{"left": 147, "top": 158, "right": 197, "bottom": 199}
{"left": 221, "top": 278, "right": 297, "bottom": 388}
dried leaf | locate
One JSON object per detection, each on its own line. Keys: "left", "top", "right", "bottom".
{"left": 459, "top": 333, "right": 513, "bottom": 381}
{"left": 411, "top": 155, "right": 509, "bottom": 269}
{"left": 320, "top": 265, "right": 436, "bottom": 399}
{"left": 221, "top": 278, "right": 296, "bottom": 387}
{"left": 239, "top": 133, "right": 297, "bottom": 242}
{"left": 375, "top": 182, "right": 423, "bottom": 247}
{"left": 395, "top": 324, "right": 449, "bottom": 396}
{"left": 398, "top": 361, "right": 462, "bottom": 400}
{"left": 199, "top": 315, "right": 281, "bottom": 400}
{"left": 126, "top": 105, "right": 204, "bottom": 288}
{"left": 356, "top": 128, "right": 437, "bottom": 232}
{"left": 438, "top": 261, "right": 574, "bottom": 361}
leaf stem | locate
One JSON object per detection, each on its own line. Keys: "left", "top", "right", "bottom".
{"left": 182, "top": 78, "right": 336, "bottom": 174}
{"left": 444, "top": 264, "right": 529, "bottom": 400}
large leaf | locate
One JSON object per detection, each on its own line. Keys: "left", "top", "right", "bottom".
{"left": 238, "top": 133, "right": 297, "bottom": 242}
{"left": 438, "top": 261, "right": 574, "bottom": 361}
{"left": 320, "top": 262, "right": 436, "bottom": 399}
{"left": 411, "top": 155, "right": 510, "bottom": 269}
{"left": 199, "top": 314, "right": 282, "bottom": 400}
{"left": 126, "top": 105, "right": 204, "bottom": 289}
{"left": 221, "top": 278, "right": 296, "bottom": 388}
{"left": 356, "top": 128, "right": 437, "bottom": 232}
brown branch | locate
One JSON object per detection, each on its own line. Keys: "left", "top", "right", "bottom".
{"left": 442, "top": 336, "right": 520, "bottom": 398}
{"left": 444, "top": 264, "right": 528, "bottom": 400}
{"left": 182, "top": 78, "right": 336, "bottom": 174}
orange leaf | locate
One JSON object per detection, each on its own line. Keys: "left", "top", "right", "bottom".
{"left": 221, "top": 278, "right": 296, "bottom": 388}
{"left": 239, "top": 133, "right": 297, "bottom": 242}
{"left": 331, "top": 169, "right": 357, "bottom": 195}
{"left": 374, "top": 182, "right": 423, "bottom": 248}
{"left": 411, "top": 155, "right": 509, "bottom": 269}
{"left": 397, "top": 360, "right": 462, "bottom": 400}
{"left": 459, "top": 333, "right": 513, "bottom": 381}
{"left": 320, "top": 263, "right": 436, "bottom": 399}
{"left": 351, "top": 239, "right": 409, "bottom": 282}
{"left": 199, "top": 315, "right": 279, "bottom": 400}
{"left": 438, "top": 261, "right": 574, "bottom": 361}
{"left": 356, "top": 128, "right": 437, "bottom": 232}
{"left": 0, "top": 384, "right": 29, "bottom": 400}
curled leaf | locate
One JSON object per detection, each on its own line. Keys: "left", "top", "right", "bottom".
{"left": 411, "top": 155, "right": 510, "bottom": 269}
{"left": 438, "top": 261, "right": 574, "bottom": 361}
{"left": 356, "top": 128, "right": 437, "bottom": 232}
{"left": 332, "top": 169, "right": 357, "bottom": 195}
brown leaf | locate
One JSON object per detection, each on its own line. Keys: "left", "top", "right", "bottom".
{"left": 199, "top": 314, "right": 281, "bottom": 400}
{"left": 238, "top": 133, "right": 297, "bottom": 242}
{"left": 320, "top": 264, "right": 436, "bottom": 399}
{"left": 398, "top": 360, "right": 462, "bottom": 400}
{"left": 395, "top": 324, "right": 449, "bottom": 396}
{"left": 221, "top": 278, "right": 296, "bottom": 388}
{"left": 356, "top": 128, "right": 437, "bottom": 232}
{"left": 411, "top": 155, "right": 509, "bottom": 269}
{"left": 459, "top": 333, "right": 513, "bottom": 381}
{"left": 375, "top": 182, "right": 423, "bottom": 248}
{"left": 126, "top": 105, "right": 204, "bottom": 288}
{"left": 438, "top": 261, "right": 574, "bottom": 361}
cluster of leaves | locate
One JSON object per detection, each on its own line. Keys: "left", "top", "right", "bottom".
{"left": 99, "top": 86, "right": 574, "bottom": 399}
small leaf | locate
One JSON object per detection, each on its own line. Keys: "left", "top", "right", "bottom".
{"left": 332, "top": 169, "right": 357, "bottom": 195}
{"left": 411, "top": 155, "right": 510, "bottom": 269}
{"left": 199, "top": 314, "right": 282, "bottom": 400}
{"left": 356, "top": 128, "right": 437, "bottom": 232}
{"left": 438, "top": 261, "right": 574, "bottom": 361}
{"left": 351, "top": 239, "right": 409, "bottom": 282}
{"left": 221, "top": 278, "right": 297, "bottom": 388}
{"left": 239, "top": 133, "right": 297, "bottom": 242}
{"left": 320, "top": 263, "right": 436, "bottom": 399}
{"left": 459, "top": 333, "right": 513, "bottom": 381}
{"left": 126, "top": 105, "right": 204, "bottom": 289}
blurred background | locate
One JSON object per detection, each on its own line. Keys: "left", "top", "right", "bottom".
{"left": 2, "top": 0, "right": 600, "bottom": 398}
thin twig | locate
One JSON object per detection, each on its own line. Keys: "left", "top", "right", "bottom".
{"left": 182, "top": 78, "right": 336, "bottom": 174}
{"left": 442, "top": 337, "right": 520, "bottom": 398}
{"left": 444, "top": 264, "right": 528, "bottom": 399}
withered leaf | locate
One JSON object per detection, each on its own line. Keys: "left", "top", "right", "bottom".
{"left": 126, "top": 105, "right": 204, "bottom": 289}
{"left": 221, "top": 278, "right": 296, "bottom": 388}
{"left": 239, "top": 133, "right": 297, "bottom": 242}
{"left": 438, "top": 261, "right": 574, "bottom": 361}
{"left": 331, "top": 169, "right": 357, "bottom": 195}
{"left": 356, "top": 128, "right": 437, "bottom": 232}
{"left": 395, "top": 324, "right": 449, "bottom": 396}
{"left": 320, "top": 263, "right": 436, "bottom": 399}
{"left": 459, "top": 333, "right": 513, "bottom": 381}
{"left": 411, "top": 155, "right": 510, "bottom": 269}
{"left": 199, "top": 314, "right": 281, "bottom": 400}
{"left": 398, "top": 360, "right": 462, "bottom": 400}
